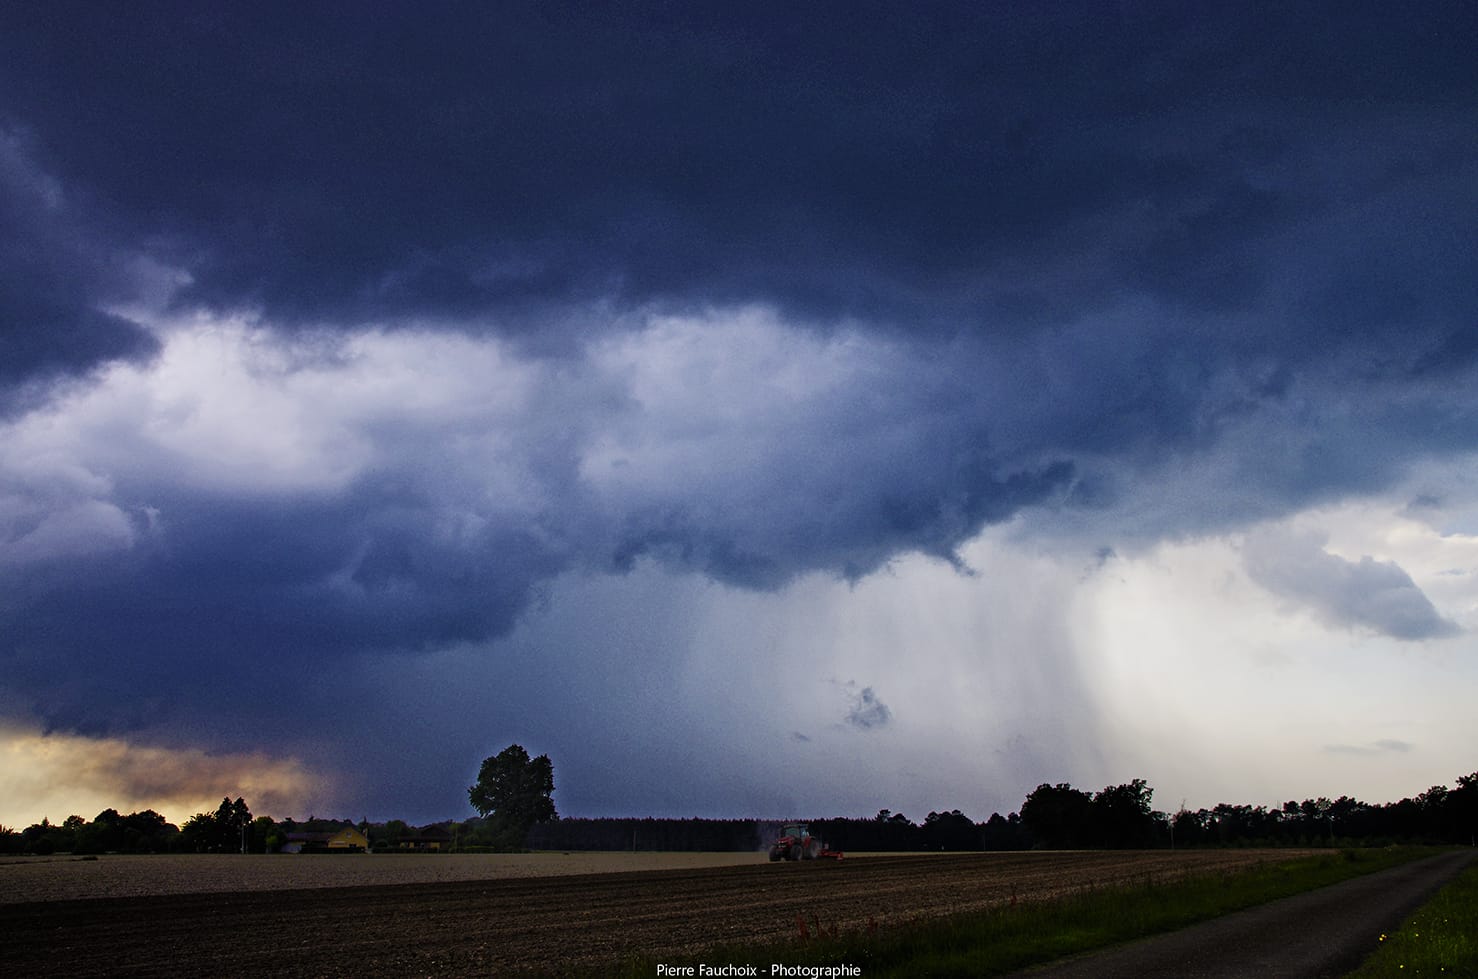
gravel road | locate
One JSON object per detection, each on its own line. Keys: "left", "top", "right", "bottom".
{"left": 1012, "top": 849, "right": 1476, "bottom": 978}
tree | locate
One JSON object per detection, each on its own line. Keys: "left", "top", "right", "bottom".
{"left": 468, "top": 744, "right": 556, "bottom": 849}
{"left": 375, "top": 819, "right": 411, "bottom": 851}
{"left": 252, "top": 815, "right": 283, "bottom": 853}
{"left": 1021, "top": 783, "right": 1093, "bottom": 848}
{"left": 182, "top": 797, "right": 252, "bottom": 852}
{"left": 1088, "top": 779, "right": 1158, "bottom": 848}
{"left": 22, "top": 817, "right": 59, "bottom": 855}
{"left": 922, "top": 809, "right": 980, "bottom": 850}
{"left": 75, "top": 809, "right": 123, "bottom": 854}
{"left": 120, "top": 809, "right": 176, "bottom": 852}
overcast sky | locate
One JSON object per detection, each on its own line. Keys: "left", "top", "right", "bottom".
{"left": 2, "top": 3, "right": 1475, "bottom": 828}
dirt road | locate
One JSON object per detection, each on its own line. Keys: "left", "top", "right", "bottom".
{"left": 1012, "top": 850, "right": 1476, "bottom": 978}
{"left": 0, "top": 850, "right": 1376, "bottom": 977}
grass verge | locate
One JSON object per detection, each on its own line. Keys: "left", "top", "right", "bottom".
{"left": 1345, "top": 856, "right": 1478, "bottom": 977}
{"left": 574, "top": 847, "right": 1440, "bottom": 978}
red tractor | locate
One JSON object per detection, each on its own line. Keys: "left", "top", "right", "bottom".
{"left": 768, "top": 822, "right": 843, "bottom": 861}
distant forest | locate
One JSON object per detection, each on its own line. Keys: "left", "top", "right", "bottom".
{"left": 528, "top": 773, "right": 1478, "bottom": 852}
{"left": 4, "top": 772, "right": 1474, "bottom": 855}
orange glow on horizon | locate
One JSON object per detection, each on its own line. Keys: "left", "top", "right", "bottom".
{"left": 0, "top": 725, "right": 327, "bottom": 828}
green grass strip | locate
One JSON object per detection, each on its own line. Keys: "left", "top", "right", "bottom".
{"left": 574, "top": 847, "right": 1441, "bottom": 979}
{"left": 1345, "top": 857, "right": 1478, "bottom": 977}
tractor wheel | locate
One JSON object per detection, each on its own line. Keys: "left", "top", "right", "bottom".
{"left": 789, "top": 843, "right": 802, "bottom": 860}
{"left": 769, "top": 846, "right": 782, "bottom": 861}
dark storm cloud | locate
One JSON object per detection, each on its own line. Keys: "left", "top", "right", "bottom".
{"left": 1244, "top": 531, "right": 1462, "bottom": 641}
{"left": 1, "top": 2, "right": 1476, "bottom": 815}
{"left": 0, "top": 129, "right": 158, "bottom": 407}
{"left": 607, "top": 456, "right": 1075, "bottom": 590}
{"left": 1, "top": 3, "right": 1472, "bottom": 346}
{"left": 1, "top": 474, "right": 570, "bottom": 736}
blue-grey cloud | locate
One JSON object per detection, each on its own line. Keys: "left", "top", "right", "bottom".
{"left": 845, "top": 686, "right": 892, "bottom": 731}
{"left": 0, "top": 3, "right": 1476, "bottom": 819}
{"left": 1, "top": 4, "right": 1472, "bottom": 350}
{"left": 0, "top": 317, "right": 1078, "bottom": 741}
{"left": 1244, "top": 531, "right": 1461, "bottom": 641}
{"left": 0, "top": 128, "right": 159, "bottom": 408}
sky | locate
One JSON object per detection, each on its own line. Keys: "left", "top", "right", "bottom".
{"left": 1, "top": 2, "right": 1476, "bottom": 828}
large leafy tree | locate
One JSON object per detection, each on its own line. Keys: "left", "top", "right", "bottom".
{"left": 1088, "top": 779, "right": 1158, "bottom": 848}
{"left": 182, "top": 797, "right": 252, "bottom": 853}
{"left": 468, "top": 744, "right": 557, "bottom": 848}
{"left": 1021, "top": 782, "right": 1093, "bottom": 849}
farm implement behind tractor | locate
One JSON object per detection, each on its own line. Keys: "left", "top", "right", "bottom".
{"left": 768, "top": 822, "right": 843, "bottom": 861}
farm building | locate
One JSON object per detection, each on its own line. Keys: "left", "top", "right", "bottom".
{"left": 282, "top": 827, "right": 369, "bottom": 853}
{"left": 397, "top": 828, "right": 453, "bottom": 851}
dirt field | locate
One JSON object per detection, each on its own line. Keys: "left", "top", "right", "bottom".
{"left": 0, "top": 850, "right": 1313, "bottom": 977}
{"left": 0, "top": 851, "right": 781, "bottom": 904}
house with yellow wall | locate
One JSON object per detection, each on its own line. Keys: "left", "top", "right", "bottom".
{"left": 282, "top": 826, "right": 369, "bottom": 853}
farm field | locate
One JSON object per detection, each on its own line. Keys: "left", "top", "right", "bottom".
{"left": 0, "top": 849, "right": 1315, "bottom": 977}
{"left": 0, "top": 850, "right": 783, "bottom": 904}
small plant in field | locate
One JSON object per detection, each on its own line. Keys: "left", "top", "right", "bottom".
{"left": 793, "top": 911, "right": 850, "bottom": 942}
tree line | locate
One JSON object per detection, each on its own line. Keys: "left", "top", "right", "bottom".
{"left": 526, "top": 773, "right": 1478, "bottom": 852}
{"left": 1, "top": 797, "right": 253, "bottom": 855}
{"left": 4, "top": 761, "right": 1473, "bottom": 856}
{"left": 1015, "top": 774, "right": 1478, "bottom": 850}
{"left": 525, "top": 809, "right": 1004, "bottom": 852}
{"left": 0, "top": 800, "right": 543, "bottom": 856}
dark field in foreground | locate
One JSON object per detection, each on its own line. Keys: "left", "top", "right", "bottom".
{"left": 0, "top": 850, "right": 1314, "bottom": 977}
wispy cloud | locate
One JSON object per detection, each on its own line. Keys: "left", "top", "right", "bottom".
{"left": 844, "top": 686, "right": 893, "bottom": 731}
{"left": 1324, "top": 740, "right": 1415, "bottom": 757}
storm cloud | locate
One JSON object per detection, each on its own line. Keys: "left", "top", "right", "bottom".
{"left": 2, "top": 5, "right": 1473, "bottom": 348}
{"left": 0, "top": 128, "right": 159, "bottom": 406}
{"left": 0, "top": 3, "right": 1475, "bottom": 821}
{"left": 1244, "top": 530, "right": 1462, "bottom": 641}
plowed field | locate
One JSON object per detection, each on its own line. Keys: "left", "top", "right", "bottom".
{"left": 0, "top": 850, "right": 1312, "bottom": 977}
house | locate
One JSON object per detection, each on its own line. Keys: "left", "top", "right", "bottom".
{"left": 282, "top": 827, "right": 369, "bottom": 853}
{"left": 397, "top": 827, "right": 453, "bottom": 852}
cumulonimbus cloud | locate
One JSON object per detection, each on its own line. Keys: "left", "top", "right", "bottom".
{"left": 1, "top": 3, "right": 1475, "bottom": 822}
